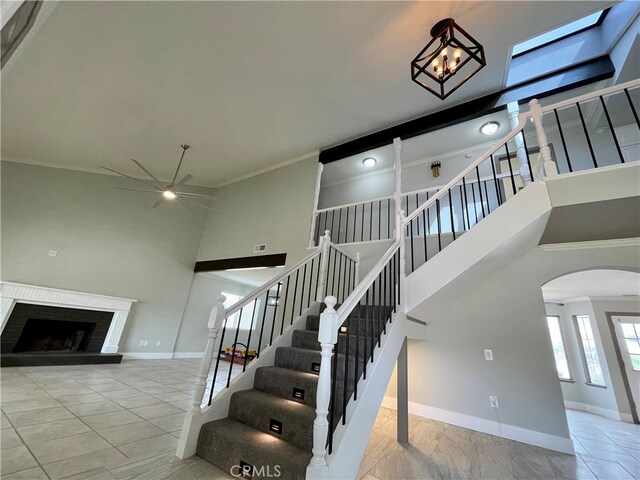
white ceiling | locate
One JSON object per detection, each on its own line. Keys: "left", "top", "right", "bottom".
{"left": 542, "top": 269, "right": 640, "bottom": 302}
{"left": 1, "top": 1, "right": 609, "bottom": 187}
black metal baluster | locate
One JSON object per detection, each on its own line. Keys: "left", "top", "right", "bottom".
{"left": 352, "top": 205, "right": 357, "bottom": 243}
{"left": 422, "top": 205, "right": 428, "bottom": 263}
{"left": 397, "top": 246, "right": 401, "bottom": 306}
{"left": 360, "top": 203, "right": 364, "bottom": 242}
{"left": 323, "top": 211, "right": 328, "bottom": 239}
{"left": 315, "top": 213, "right": 321, "bottom": 246}
{"left": 368, "top": 287, "right": 374, "bottom": 363}
{"left": 369, "top": 202, "right": 373, "bottom": 241}
{"left": 354, "top": 299, "right": 361, "bottom": 400}
{"left": 553, "top": 109, "right": 573, "bottom": 173}
{"left": 378, "top": 200, "right": 382, "bottom": 240}
{"left": 290, "top": 269, "right": 300, "bottom": 324}
{"left": 461, "top": 178, "right": 471, "bottom": 228}
{"left": 336, "top": 253, "right": 344, "bottom": 303}
{"left": 208, "top": 316, "right": 228, "bottom": 405}
{"left": 342, "top": 317, "right": 350, "bottom": 425}
{"left": 299, "top": 264, "right": 307, "bottom": 316}
{"left": 307, "top": 257, "right": 316, "bottom": 308}
{"left": 382, "top": 264, "right": 387, "bottom": 334}
{"left": 374, "top": 278, "right": 381, "bottom": 347}
{"left": 426, "top": 192, "right": 431, "bottom": 235}
{"left": 490, "top": 154, "right": 503, "bottom": 206}
{"left": 409, "top": 215, "right": 415, "bottom": 273}
{"left": 387, "top": 198, "right": 391, "bottom": 239}
{"left": 345, "top": 206, "right": 350, "bottom": 243}
{"left": 337, "top": 208, "right": 343, "bottom": 244}
{"left": 504, "top": 142, "right": 517, "bottom": 195}
{"left": 458, "top": 185, "right": 467, "bottom": 230}
{"left": 624, "top": 88, "right": 640, "bottom": 129}
{"left": 269, "top": 282, "right": 281, "bottom": 345}
{"left": 599, "top": 96, "right": 625, "bottom": 163}
{"left": 576, "top": 102, "right": 598, "bottom": 168}
{"left": 256, "top": 292, "right": 269, "bottom": 358}
{"left": 470, "top": 179, "right": 479, "bottom": 223}
{"left": 242, "top": 300, "right": 259, "bottom": 372}
{"left": 363, "top": 290, "right": 369, "bottom": 379}
{"left": 226, "top": 308, "right": 243, "bottom": 387}
{"left": 327, "top": 340, "right": 338, "bottom": 455}
{"left": 447, "top": 189, "right": 456, "bottom": 240}
{"left": 519, "top": 127, "right": 534, "bottom": 182}
{"left": 391, "top": 250, "right": 396, "bottom": 312}
{"left": 435, "top": 199, "right": 442, "bottom": 252}
{"left": 327, "top": 248, "right": 334, "bottom": 296}
{"left": 475, "top": 167, "right": 485, "bottom": 220}
{"left": 331, "top": 209, "right": 336, "bottom": 241}
{"left": 279, "top": 277, "right": 290, "bottom": 335}
{"left": 483, "top": 181, "right": 491, "bottom": 214}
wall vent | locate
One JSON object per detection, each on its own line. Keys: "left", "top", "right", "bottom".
{"left": 253, "top": 244, "right": 266, "bottom": 253}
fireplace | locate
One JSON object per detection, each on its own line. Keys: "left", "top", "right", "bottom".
{"left": 1, "top": 282, "right": 135, "bottom": 366}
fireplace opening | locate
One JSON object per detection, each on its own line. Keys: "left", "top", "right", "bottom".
{"left": 14, "top": 318, "right": 96, "bottom": 353}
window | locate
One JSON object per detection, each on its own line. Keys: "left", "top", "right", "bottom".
{"left": 222, "top": 292, "right": 258, "bottom": 329}
{"left": 512, "top": 10, "right": 606, "bottom": 57}
{"left": 575, "top": 315, "right": 606, "bottom": 386}
{"left": 546, "top": 316, "right": 572, "bottom": 380}
{"left": 620, "top": 322, "right": 640, "bottom": 371}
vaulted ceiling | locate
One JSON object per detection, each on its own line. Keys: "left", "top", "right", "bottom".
{"left": 1, "top": 1, "right": 610, "bottom": 187}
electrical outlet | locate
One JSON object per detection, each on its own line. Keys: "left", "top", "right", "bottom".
{"left": 490, "top": 395, "right": 499, "bottom": 408}
{"left": 48, "top": 250, "right": 58, "bottom": 257}
{"left": 484, "top": 349, "right": 493, "bottom": 361}
{"left": 155, "top": 341, "right": 161, "bottom": 347}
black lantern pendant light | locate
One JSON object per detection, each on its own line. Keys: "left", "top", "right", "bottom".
{"left": 411, "top": 18, "right": 486, "bottom": 100}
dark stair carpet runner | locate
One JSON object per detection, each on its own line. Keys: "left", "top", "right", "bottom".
{"left": 197, "top": 303, "right": 389, "bottom": 480}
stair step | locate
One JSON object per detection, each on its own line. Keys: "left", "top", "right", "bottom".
{"left": 305, "top": 312, "right": 392, "bottom": 333}
{"left": 197, "top": 417, "right": 312, "bottom": 480}
{"left": 292, "top": 329, "right": 372, "bottom": 355}
{"left": 254, "top": 366, "right": 318, "bottom": 407}
{"left": 275, "top": 346, "right": 366, "bottom": 383}
{"left": 229, "top": 389, "right": 315, "bottom": 450}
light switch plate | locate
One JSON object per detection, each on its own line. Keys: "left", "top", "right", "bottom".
{"left": 484, "top": 349, "right": 493, "bottom": 361}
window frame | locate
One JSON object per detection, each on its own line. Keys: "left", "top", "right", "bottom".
{"left": 511, "top": 9, "right": 609, "bottom": 59}
{"left": 546, "top": 315, "right": 574, "bottom": 382}
{"left": 574, "top": 314, "right": 607, "bottom": 387}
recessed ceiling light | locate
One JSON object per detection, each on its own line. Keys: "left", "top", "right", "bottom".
{"left": 363, "top": 157, "right": 377, "bottom": 168}
{"left": 480, "top": 122, "right": 500, "bottom": 136}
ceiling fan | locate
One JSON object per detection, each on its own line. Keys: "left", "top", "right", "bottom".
{"left": 100, "top": 144, "right": 217, "bottom": 215}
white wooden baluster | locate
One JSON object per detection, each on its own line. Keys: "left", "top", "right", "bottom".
{"left": 355, "top": 252, "right": 360, "bottom": 285}
{"left": 529, "top": 98, "right": 559, "bottom": 177}
{"left": 190, "top": 295, "right": 226, "bottom": 412}
{"left": 507, "top": 102, "right": 532, "bottom": 186}
{"left": 316, "top": 230, "right": 331, "bottom": 302}
{"left": 311, "top": 295, "right": 339, "bottom": 467}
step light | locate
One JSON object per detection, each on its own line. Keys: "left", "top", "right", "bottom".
{"left": 339, "top": 325, "right": 348, "bottom": 334}
{"left": 292, "top": 387, "right": 305, "bottom": 400}
{"left": 239, "top": 461, "right": 253, "bottom": 479}
{"left": 311, "top": 362, "right": 321, "bottom": 373}
{"left": 269, "top": 419, "right": 283, "bottom": 435}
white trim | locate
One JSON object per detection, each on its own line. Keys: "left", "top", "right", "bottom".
{"left": 382, "top": 396, "right": 575, "bottom": 455}
{"left": 122, "top": 352, "right": 173, "bottom": 360}
{"left": 539, "top": 238, "right": 640, "bottom": 252}
{"left": 172, "top": 352, "right": 204, "bottom": 359}
{"left": 564, "top": 401, "right": 633, "bottom": 423}
{"left": 0, "top": 282, "right": 136, "bottom": 354}
{"left": 213, "top": 150, "right": 319, "bottom": 188}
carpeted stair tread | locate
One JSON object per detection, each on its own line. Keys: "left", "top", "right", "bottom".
{"left": 254, "top": 366, "right": 318, "bottom": 407}
{"left": 292, "top": 329, "right": 373, "bottom": 356}
{"left": 197, "top": 417, "right": 312, "bottom": 480}
{"left": 229, "top": 389, "right": 316, "bottom": 450}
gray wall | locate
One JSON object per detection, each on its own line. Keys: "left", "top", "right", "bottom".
{"left": 197, "top": 156, "right": 319, "bottom": 268}
{"left": 386, "top": 243, "right": 640, "bottom": 440}
{"left": 1, "top": 161, "right": 212, "bottom": 354}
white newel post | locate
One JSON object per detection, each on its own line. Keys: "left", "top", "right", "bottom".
{"left": 177, "top": 295, "right": 226, "bottom": 459}
{"left": 310, "top": 296, "right": 339, "bottom": 469}
{"left": 355, "top": 253, "right": 361, "bottom": 285}
{"left": 309, "top": 163, "right": 325, "bottom": 248}
{"left": 190, "top": 295, "right": 226, "bottom": 412}
{"left": 529, "top": 98, "right": 558, "bottom": 177}
{"left": 316, "top": 231, "right": 331, "bottom": 302}
{"left": 507, "top": 102, "right": 532, "bottom": 186}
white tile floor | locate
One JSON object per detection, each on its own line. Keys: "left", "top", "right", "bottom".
{"left": 2, "top": 359, "right": 639, "bottom": 479}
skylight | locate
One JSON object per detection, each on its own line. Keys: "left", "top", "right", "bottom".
{"left": 512, "top": 10, "right": 604, "bottom": 57}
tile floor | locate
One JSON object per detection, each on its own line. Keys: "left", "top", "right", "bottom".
{"left": 1, "top": 359, "right": 639, "bottom": 480}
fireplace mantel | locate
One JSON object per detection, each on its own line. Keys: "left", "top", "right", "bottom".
{"left": 1, "top": 282, "right": 136, "bottom": 354}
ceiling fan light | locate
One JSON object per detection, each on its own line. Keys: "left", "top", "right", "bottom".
{"left": 163, "top": 189, "right": 177, "bottom": 200}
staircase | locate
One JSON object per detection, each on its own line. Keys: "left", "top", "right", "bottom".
{"left": 178, "top": 78, "right": 639, "bottom": 479}
{"left": 197, "top": 303, "right": 385, "bottom": 479}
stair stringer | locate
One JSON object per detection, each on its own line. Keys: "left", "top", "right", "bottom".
{"left": 177, "top": 302, "right": 320, "bottom": 459}
{"left": 306, "top": 310, "right": 407, "bottom": 480}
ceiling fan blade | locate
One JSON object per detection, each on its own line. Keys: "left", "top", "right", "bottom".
{"left": 151, "top": 197, "right": 164, "bottom": 208}
{"left": 174, "top": 174, "right": 192, "bottom": 188}
{"left": 177, "top": 191, "right": 220, "bottom": 201}
{"left": 114, "top": 187, "right": 163, "bottom": 193}
{"left": 100, "top": 166, "right": 160, "bottom": 190}
{"left": 130, "top": 159, "right": 163, "bottom": 187}
{"left": 171, "top": 145, "right": 189, "bottom": 186}
{"left": 175, "top": 197, "right": 193, "bottom": 216}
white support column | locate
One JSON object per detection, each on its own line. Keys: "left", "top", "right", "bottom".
{"left": 309, "top": 163, "right": 325, "bottom": 248}
{"left": 397, "top": 336, "right": 409, "bottom": 444}
{"left": 316, "top": 231, "right": 331, "bottom": 302}
{"left": 529, "top": 98, "right": 559, "bottom": 177}
{"left": 354, "top": 253, "right": 361, "bottom": 285}
{"left": 177, "top": 295, "right": 226, "bottom": 459}
{"left": 507, "top": 102, "right": 532, "bottom": 186}
{"left": 310, "top": 296, "right": 339, "bottom": 468}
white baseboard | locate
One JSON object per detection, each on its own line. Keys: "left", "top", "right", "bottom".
{"left": 172, "top": 352, "right": 204, "bottom": 359}
{"left": 382, "top": 396, "right": 575, "bottom": 455}
{"left": 121, "top": 352, "right": 173, "bottom": 360}
{"left": 564, "top": 400, "right": 633, "bottom": 423}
